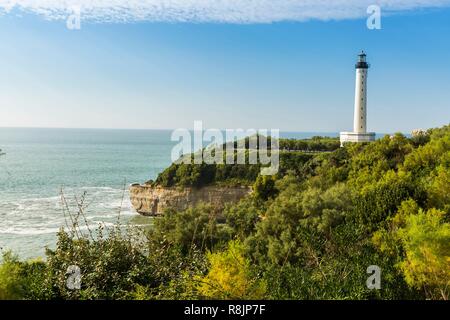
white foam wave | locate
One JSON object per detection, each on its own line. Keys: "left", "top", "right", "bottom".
{"left": 0, "top": 186, "right": 138, "bottom": 236}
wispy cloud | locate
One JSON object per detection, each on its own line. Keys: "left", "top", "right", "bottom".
{"left": 1, "top": 0, "right": 450, "bottom": 23}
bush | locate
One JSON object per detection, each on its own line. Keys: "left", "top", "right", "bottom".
{"left": 253, "top": 175, "right": 277, "bottom": 201}
{"left": 151, "top": 203, "right": 232, "bottom": 254}
{"left": 0, "top": 251, "right": 26, "bottom": 300}
{"left": 224, "top": 196, "right": 262, "bottom": 239}
{"left": 196, "top": 241, "right": 266, "bottom": 299}
{"left": 0, "top": 252, "right": 49, "bottom": 300}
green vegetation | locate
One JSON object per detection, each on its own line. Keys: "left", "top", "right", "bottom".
{"left": 1, "top": 125, "right": 448, "bottom": 300}
{"left": 279, "top": 136, "right": 340, "bottom": 152}
{"left": 153, "top": 135, "right": 338, "bottom": 188}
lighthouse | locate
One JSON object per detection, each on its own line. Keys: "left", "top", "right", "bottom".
{"left": 340, "top": 51, "right": 376, "bottom": 146}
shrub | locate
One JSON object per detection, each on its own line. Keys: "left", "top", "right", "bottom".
{"left": 196, "top": 241, "right": 266, "bottom": 299}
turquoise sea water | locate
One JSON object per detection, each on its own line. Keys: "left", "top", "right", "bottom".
{"left": 0, "top": 128, "right": 346, "bottom": 259}
{"left": 0, "top": 128, "right": 177, "bottom": 259}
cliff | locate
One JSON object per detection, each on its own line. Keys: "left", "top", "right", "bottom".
{"left": 129, "top": 184, "right": 252, "bottom": 216}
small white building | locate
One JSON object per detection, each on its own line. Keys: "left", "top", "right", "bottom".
{"left": 340, "top": 52, "right": 376, "bottom": 146}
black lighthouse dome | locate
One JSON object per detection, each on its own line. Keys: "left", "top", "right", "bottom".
{"left": 355, "top": 51, "right": 370, "bottom": 69}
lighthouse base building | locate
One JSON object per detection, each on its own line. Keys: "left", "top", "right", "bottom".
{"left": 340, "top": 51, "right": 376, "bottom": 147}
{"left": 340, "top": 132, "right": 375, "bottom": 145}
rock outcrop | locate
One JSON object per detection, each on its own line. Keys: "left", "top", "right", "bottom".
{"left": 129, "top": 184, "right": 252, "bottom": 216}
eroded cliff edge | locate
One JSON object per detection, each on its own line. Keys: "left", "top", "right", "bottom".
{"left": 130, "top": 184, "right": 252, "bottom": 216}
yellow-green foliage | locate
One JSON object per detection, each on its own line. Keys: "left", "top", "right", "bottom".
{"left": 0, "top": 251, "right": 24, "bottom": 300}
{"left": 398, "top": 208, "right": 450, "bottom": 300}
{"left": 427, "top": 164, "right": 450, "bottom": 213}
{"left": 402, "top": 125, "right": 449, "bottom": 176}
{"left": 374, "top": 199, "right": 450, "bottom": 300}
{"left": 196, "top": 241, "right": 266, "bottom": 299}
{"left": 372, "top": 199, "right": 418, "bottom": 255}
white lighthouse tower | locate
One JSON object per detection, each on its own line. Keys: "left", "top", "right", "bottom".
{"left": 340, "top": 51, "right": 376, "bottom": 146}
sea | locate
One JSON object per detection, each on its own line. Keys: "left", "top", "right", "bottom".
{"left": 0, "top": 127, "right": 344, "bottom": 259}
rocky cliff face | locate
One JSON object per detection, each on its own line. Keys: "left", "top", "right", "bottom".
{"left": 129, "top": 184, "right": 252, "bottom": 216}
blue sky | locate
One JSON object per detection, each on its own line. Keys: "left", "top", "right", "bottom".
{"left": 0, "top": 2, "right": 449, "bottom": 133}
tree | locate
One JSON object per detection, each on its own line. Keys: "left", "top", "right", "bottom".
{"left": 352, "top": 171, "right": 425, "bottom": 231}
{"left": 427, "top": 164, "right": 450, "bottom": 213}
{"left": 152, "top": 203, "right": 231, "bottom": 254}
{"left": 398, "top": 208, "right": 450, "bottom": 300}
{"left": 196, "top": 241, "right": 266, "bottom": 299}
{"left": 253, "top": 175, "right": 277, "bottom": 201}
{"left": 224, "top": 197, "right": 262, "bottom": 240}
{"left": 373, "top": 200, "right": 450, "bottom": 300}
{"left": 0, "top": 251, "right": 25, "bottom": 300}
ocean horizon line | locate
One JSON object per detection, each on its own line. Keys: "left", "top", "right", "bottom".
{"left": 0, "top": 126, "right": 407, "bottom": 136}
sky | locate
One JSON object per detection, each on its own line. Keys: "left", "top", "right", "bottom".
{"left": 0, "top": 1, "right": 449, "bottom": 133}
